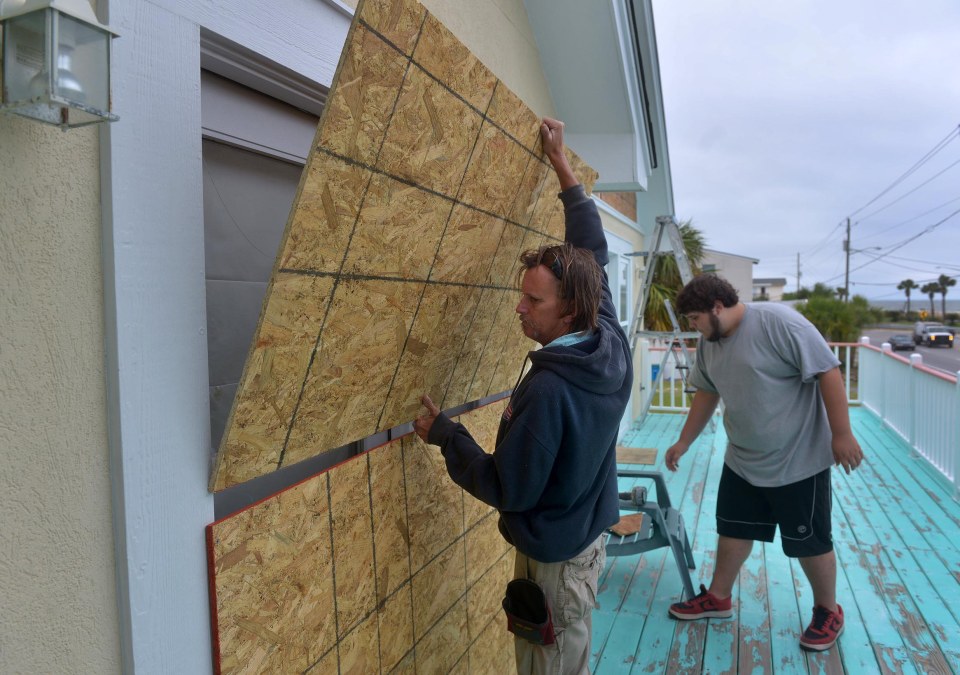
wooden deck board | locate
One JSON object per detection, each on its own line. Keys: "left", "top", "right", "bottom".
{"left": 765, "top": 551, "right": 807, "bottom": 674}
{"left": 836, "top": 425, "right": 960, "bottom": 673}
{"left": 690, "top": 418, "right": 743, "bottom": 675}
{"left": 592, "top": 408, "right": 960, "bottom": 674}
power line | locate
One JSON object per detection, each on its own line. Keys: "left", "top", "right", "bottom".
{"left": 854, "top": 250, "right": 944, "bottom": 274}
{"left": 856, "top": 194, "right": 960, "bottom": 241}
{"left": 822, "top": 207, "right": 960, "bottom": 283}
{"left": 874, "top": 253, "right": 960, "bottom": 268}
{"left": 847, "top": 124, "right": 960, "bottom": 219}
{"left": 802, "top": 222, "right": 845, "bottom": 258}
{"left": 854, "top": 155, "right": 960, "bottom": 225}
{"left": 885, "top": 254, "right": 951, "bottom": 264}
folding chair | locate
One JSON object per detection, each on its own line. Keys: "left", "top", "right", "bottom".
{"left": 604, "top": 469, "right": 696, "bottom": 600}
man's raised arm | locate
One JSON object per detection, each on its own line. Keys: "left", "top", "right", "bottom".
{"left": 539, "top": 117, "right": 608, "bottom": 267}
{"left": 540, "top": 117, "right": 579, "bottom": 190}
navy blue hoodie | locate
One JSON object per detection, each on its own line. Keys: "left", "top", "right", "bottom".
{"left": 427, "top": 184, "right": 632, "bottom": 563}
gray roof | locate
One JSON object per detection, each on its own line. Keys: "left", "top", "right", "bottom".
{"left": 753, "top": 277, "right": 788, "bottom": 285}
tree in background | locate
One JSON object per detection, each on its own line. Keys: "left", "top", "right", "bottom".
{"left": 783, "top": 283, "right": 837, "bottom": 301}
{"left": 643, "top": 220, "right": 706, "bottom": 331}
{"left": 921, "top": 282, "right": 939, "bottom": 317}
{"left": 797, "top": 294, "right": 881, "bottom": 342}
{"left": 937, "top": 274, "right": 956, "bottom": 319}
{"left": 897, "top": 278, "right": 918, "bottom": 315}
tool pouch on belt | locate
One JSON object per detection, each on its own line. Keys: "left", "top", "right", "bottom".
{"left": 502, "top": 578, "right": 556, "bottom": 645}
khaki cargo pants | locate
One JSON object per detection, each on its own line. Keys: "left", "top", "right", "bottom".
{"left": 513, "top": 535, "right": 606, "bottom": 675}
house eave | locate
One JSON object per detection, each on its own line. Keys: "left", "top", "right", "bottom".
{"left": 524, "top": 0, "right": 674, "bottom": 216}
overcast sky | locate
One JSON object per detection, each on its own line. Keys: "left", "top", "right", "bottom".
{"left": 650, "top": 0, "right": 960, "bottom": 302}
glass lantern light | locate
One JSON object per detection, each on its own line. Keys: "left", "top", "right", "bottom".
{"left": 0, "top": 0, "right": 118, "bottom": 129}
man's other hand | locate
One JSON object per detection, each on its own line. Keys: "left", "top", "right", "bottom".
{"left": 414, "top": 394, "right": 441, "bottom": 443}
{"left": 832, "top": 432, "right": 864, "bottom": 474}
{"left": 664, "top": 441, "right": 690, "bottom": 472}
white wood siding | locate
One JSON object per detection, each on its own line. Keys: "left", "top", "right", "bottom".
{"left": 100, "top": 1, "right": 351, "bottom": 671}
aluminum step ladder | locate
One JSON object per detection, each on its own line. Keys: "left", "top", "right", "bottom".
{"left": 627, "top": 216, "right": 700, "bottom": 429}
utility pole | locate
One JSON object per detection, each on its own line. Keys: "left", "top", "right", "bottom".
{"left": 843, "top": 217, "right": 851, "bottom": 302}
{"left": 796, "top": 252, "right": 801, "bottom": 294}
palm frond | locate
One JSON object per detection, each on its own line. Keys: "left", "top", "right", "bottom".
{"left": 642, "top": 220, "right": 706, "bottom": 332}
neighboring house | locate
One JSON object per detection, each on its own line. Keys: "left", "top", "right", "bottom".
{"left": 701, "top": 248, "right": 759, "bottom": 302}
{"left": 753, "top": 277, "right": 788, "bottom": 302}
{"left": 0, "top": 0, "right": 674, "bottom": 672}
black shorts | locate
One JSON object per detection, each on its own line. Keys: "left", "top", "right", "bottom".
{"left": 716, "top": 464, "right": 833, "bottom": 558}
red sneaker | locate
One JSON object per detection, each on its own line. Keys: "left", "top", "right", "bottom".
{"left": 800, "top": 604, "right": 844, "bottom": 651}
{"left": 668, "top": 584, "right": 733, "bottom": 620}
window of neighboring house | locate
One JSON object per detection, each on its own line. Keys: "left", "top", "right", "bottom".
{"left": 702, "top": 263, "right": 717, "bottom": 273}
{"left": 200, "top": 68, "right": 321, "bottom": 453}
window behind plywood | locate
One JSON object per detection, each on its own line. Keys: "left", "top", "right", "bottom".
{"left": 200, "top": 70, "right": 320, "bottom": 452}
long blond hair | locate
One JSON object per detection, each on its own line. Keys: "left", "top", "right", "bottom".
{"left": 518, "top": 244, "right": 602, "bottom": 333}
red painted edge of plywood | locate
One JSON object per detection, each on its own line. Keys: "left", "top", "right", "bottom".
{"left": 205, "top": 524, "right": 223, "bottom": 675}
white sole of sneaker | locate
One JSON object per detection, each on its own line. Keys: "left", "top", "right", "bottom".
{"left": 668, "top": 609, "right": 733, "bottom": 620}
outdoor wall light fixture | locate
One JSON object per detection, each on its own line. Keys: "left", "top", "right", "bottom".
{"left": 0, "top": 0, "right": 117, "bottom": 129}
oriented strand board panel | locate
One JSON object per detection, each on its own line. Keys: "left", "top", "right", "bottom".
{"left": 207, "top": 400, "right": 513, "bottom": 674}
{"left": 210, "top": 0, "right": 598, "bottom": 491}
{"left": 616, "top": 445, "right": 658, "bottom": 465}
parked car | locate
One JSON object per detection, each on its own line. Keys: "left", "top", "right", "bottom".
{"left": 913, "top": 322, "right": 955, "bottom": 348}
{"left": 887, "top": 334, "right": 915, "bottom": 351}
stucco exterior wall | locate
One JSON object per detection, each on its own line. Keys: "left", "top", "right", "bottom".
{"left": 0, "top": 116, "right": 120, "bottom": 673}
{"left": 420, "top": 0, "right": 556, "bottom": 118}
{"left": 339, "top": 0, "right": 557, "bottom": 119}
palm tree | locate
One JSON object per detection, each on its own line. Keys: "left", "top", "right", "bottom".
{"left": 921, "top": 282, "right": 939, "bottom": 317}
{"left": 835, "top": 287, "right": 848, "bottom": 301}
{"left": 937, "top": 274, "right": 956, "bottom": 319}
{"left": 897, "top": 278, "right": 918, "bottom": 315}
{"left": 643, "top": 220, "right": 706, "bottom": 331}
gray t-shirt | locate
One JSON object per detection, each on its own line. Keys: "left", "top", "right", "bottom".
{"left": 688, "top": 303, "right": 841, "bottom": 486}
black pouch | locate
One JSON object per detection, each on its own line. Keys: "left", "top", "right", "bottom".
{"left": 502, "top": 578, "right": 556, "bottom": 645}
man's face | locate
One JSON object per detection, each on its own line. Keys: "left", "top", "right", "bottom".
{"left": 684, "top": 303, "right": 724, "bottom": 342}
{"left": 516, "top": 265, "right": 573, "bottom": 346}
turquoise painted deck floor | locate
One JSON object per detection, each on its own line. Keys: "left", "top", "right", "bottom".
{"left": 594, "top": 408, "right": 960, "bottom": 674}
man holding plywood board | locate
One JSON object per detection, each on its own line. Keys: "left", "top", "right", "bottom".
{"left": 416, "top": 118, "right": 632, "bottom": 674}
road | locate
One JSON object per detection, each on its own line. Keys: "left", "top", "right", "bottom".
{"left": 862, "top": 327, "right": 960, "bottom": 377}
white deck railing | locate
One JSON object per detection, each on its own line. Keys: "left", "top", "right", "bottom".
{"left": 639, "top": 341, "right": 861, "bottom": 413}
{"left": 858, "top": 337, "right": 959, "bottom": 495}
{"left": 638, "top": 337, "right": 958, "bottom": 495}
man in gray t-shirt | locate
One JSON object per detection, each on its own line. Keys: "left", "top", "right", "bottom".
{"left": 663, "top": 274, "right": 863, "bottom": 653}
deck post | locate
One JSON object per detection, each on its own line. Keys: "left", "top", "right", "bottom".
{"left": 879, "top": 340, "right": 890, "bottom": 421}
{"left": 955, "top": 371, "right": 960, "bottom": 500}
{"left": 909, "top": 353, "right": 923, "bottom": 456}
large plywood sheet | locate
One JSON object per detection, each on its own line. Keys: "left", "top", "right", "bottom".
{"left": 211, "top": 0, "right": 598, "bottom": 491}
{"left": 207, "top": 400, "right": 513, "bottom": 674}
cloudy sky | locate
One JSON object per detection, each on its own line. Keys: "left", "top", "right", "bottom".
{"left": 650, "top": 0, "right": 960, "bottom": 302}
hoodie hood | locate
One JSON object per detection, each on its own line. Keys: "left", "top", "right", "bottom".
{"left": 527, "top": 318, "right": 630, "bottom": 395}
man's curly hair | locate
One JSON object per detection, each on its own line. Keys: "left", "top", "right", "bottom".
{"left": 676, "top": 274, "right": 739, "bottom": 315}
